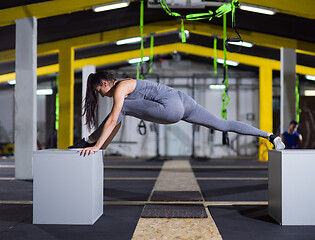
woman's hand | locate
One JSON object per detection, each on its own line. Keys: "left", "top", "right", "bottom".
{"left": 79, "top": 146, "right": 100, "bottom": 157}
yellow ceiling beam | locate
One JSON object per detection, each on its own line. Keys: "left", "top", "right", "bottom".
{"left": 0, "top": 20, "right": 314, "bottom": 65}
{"left": 0, "top": 64, "right": 59, "bottom": 83}
{"left": 0, "top": 22, "right": 178, "bottom": 63}
{"left": 74, "top": 44, "right": 176, "bottom": 69}
{"left": 1, "top": 43, "right": 314, "bottom": 84}
{"left": 240, "top": 0, "right": 315, "bottom": 19}
{"left": 176, "top": 43, "right": 281, "bottom": 70}
{"left": 184, "top": 22, "right": 315, "bottom": 55}
{"left": 0, "top": 0, "right": 118, "bottom": 27}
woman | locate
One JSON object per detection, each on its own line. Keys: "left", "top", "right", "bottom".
{"left": 69, "top": 71, "right": 285, "bottom": 156}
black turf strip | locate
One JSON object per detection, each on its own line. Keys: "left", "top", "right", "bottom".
{"left": 193, "top": 168, "right": 268, "bottom": 178}
{"left": 150, "top": 191, "right": 203, "bottom": 201}
{"left": 105, "top": 168, "right": 160, "bottom": 178}
{"left": 0, "top": 168, "right": 15, "bottom": 177}
{"left": 198, "top": 180, "right": 268, "bottom": 201}
{"left": 191, "top": 161, "right": 268, "bottom": 167}
{"left": 0, "top": 160, "right": 15, "bottom": 165}
{"left": 0, "top": 180, "right": 33, "bottom": 201}
{"left": 0, "top": 205, "right": 143, "bottom": 240}
{"left": 104, "top": 180, "right": 155, "bottom": 201}
{"left": 104, "top": 161, "right": 163, "bottom": 166}
{"left": 141, "top": 204, "right": 207, "bottom": 218}
{"left": 209, "top": 205, "right": 315, "bottom": 240}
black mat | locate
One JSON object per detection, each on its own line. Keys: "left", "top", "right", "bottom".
{"left": 141, "top": 204, "right": 207, "bottom": 218}
{"left": 150, "top": 191, "right": 203, "bottom": 201}
{"left": 193, "top": 168, "right": 268, "bottom": 178}
{"left": 191, "top": 161, "right": 268, "bottom": 167}
{"left": 209, "top": 205, "right": 315, "bottom": 240}
{"left": 0, "top": 160, "right": 15, "bottom": 165}
{"left": 104, "top": 180, "right": 155, "bottom": 201}
{"left": 0, "top": 205, "right": 142, "bottom": 240}
{"left": 198, "top": 180, "right": 268, "bottom": 201}
{"left": 0, "top": 168, "right": 15, "bottom": 177}
{"left": 104, "top": 161, "right": 163, "bottom": 166}
{"left": 105, "top": 168, "right": 160, "bottom": 178}
{"left": 0, "top": 180, "right": 33, "bottom": 201}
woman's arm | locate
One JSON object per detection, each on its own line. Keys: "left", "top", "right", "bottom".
{"left": 79, "top": 81, "right": 132, "bottom": 156}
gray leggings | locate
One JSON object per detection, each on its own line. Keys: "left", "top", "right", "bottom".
{"left": 90, "top": 90, "right": 268, "bottom": 140}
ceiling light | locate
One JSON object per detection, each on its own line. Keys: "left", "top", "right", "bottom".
{"left": 304, "top": 90, "right": 315, "bottom": 96}
{"left": 239, "top": 4, "right": 276, "bottom": 15}
{"left": 92, "top": 0, "right": 130, "bottom": 12}
{"left": 227, "top": 41, "right": 253, "bottom": 48}
{"left": 217, "top": 58, "right": 239, "bottom": 66}
{"left": 128, "top": 56, "right": 150, "bottom": 64}
{"left": 37, "top": 89, "right": 53, "bottom": 96}
{"left": 116, "top": 37, "right": 142, "bottom": 45}
{"left": 209, "top": 84, "right": 225, "bottom": 90}
{"left": 8, "top": 79, "right": 16, "bottom": 85}
{"left": 305, "top": 75, "right": 315, "bottom": 81}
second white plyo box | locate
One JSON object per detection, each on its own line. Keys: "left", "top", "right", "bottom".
{"left": 33, "top": 149, "right": 104, "bottom": 225}
{"left": 268, "top": 149, "right": 315, "bottom": 225}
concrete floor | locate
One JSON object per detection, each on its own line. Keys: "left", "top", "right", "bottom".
{"left": 0, "top": 156, "right": 315, "bottom": 239}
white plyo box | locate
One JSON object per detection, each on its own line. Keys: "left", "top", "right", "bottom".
{"left": 268, "top": 150, "right": 315, "bottom": 225}
{"left": 33, "top": 150, "right": 104, "bottom": 225}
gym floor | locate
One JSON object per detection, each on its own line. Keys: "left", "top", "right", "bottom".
{"left": 1, "top": 156, "right": 315, "bottom": 240}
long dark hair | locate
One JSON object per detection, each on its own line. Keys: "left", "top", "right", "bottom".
{"left": 83, "top": 71, "right": 116, "bottom": 130}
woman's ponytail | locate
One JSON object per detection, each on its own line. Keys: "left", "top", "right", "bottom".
{"left": 82, "top": 71, "right": 116, "bottom": 130}
{"left": 83, "top": 73, "right": 98, "bottom": 130}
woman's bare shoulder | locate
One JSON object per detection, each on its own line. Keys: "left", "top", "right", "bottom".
{"left": 114, "top": 78, "right": 137, "bottom": 97}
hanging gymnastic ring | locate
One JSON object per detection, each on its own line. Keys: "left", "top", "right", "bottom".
{"left": 137, "top": 119, "right": 147, "bottom": 135}
{"left": 225, "top": 28, "right": 243, "bottom": 53}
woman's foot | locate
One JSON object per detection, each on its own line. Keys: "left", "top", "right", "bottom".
{"left": 68, "top": 138, "right": 96, "bottom": 150}
{"left": 268, "top": 134, "right": 285, "bottom": 150}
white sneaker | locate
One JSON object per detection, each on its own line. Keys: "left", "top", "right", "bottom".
{"left": 269, "top": 135, "right": 285, "bottom": 150}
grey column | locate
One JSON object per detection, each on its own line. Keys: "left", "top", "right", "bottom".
{"left": 82, "top": 65, "right": 96, "bottom": 137}
{"left": 15, "top": 17, "right": 37, "bottom": 180}
{"left": 280, "top": 48, "right": 296, "bottom": 134}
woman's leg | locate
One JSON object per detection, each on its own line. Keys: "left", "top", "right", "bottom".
{"left": 90, "top": 112, "right": 124, "bottom": 141}
{"left": 123, "top": 97, "right": 185, "bottom": 124}
{"left": 180, "top": 93, "right": 269, "bottom": 138}
{"left": 101, "top": 122, "right": 121, "bottom": 149}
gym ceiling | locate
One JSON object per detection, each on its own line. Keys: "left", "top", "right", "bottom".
{"left": 0, "top": 0, "right": 314, "bottom": 84}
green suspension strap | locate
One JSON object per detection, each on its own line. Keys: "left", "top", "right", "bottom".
{"left": 221, "top": 13, "right": 230, "bottom": 121}
{"left": 149, "top": 35, "right": 154, "bottom": 73}
{"left": 159, "top": 0, "right": 240, "bottom": 42}
{"left": 137, "top": 0, "right": 145, "bottom": 79}
{"left": 296, "top": 75, "right": 302, "bottom": 123}
{"left": 137, "top": 62, "right": 140, "bottom": 79}
{"left": 181, "top": 19, "right": 186, "bottom": 43}
{"left": 137, "top": 0, "right": 147, "bottom": 135}
{"left": 221, "top": 13, "right": 230, "bottom": 145}
{"left": 213, "top": 37, "right": 217, "bottom": 76}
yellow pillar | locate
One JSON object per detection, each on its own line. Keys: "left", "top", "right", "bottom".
{"left": 259, "top": 66, "right": 274, "bottom": 161}
{"left": 58, "top": 46, "right": 74, "bottom": 149}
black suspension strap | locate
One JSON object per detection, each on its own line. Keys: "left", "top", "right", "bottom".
{"left": 225, "top": 0, "right": 243, "bottom": 52}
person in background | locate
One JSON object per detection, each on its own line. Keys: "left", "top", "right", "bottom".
{"left": 281, "top": 120, "right": 303, "bottom": 149}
